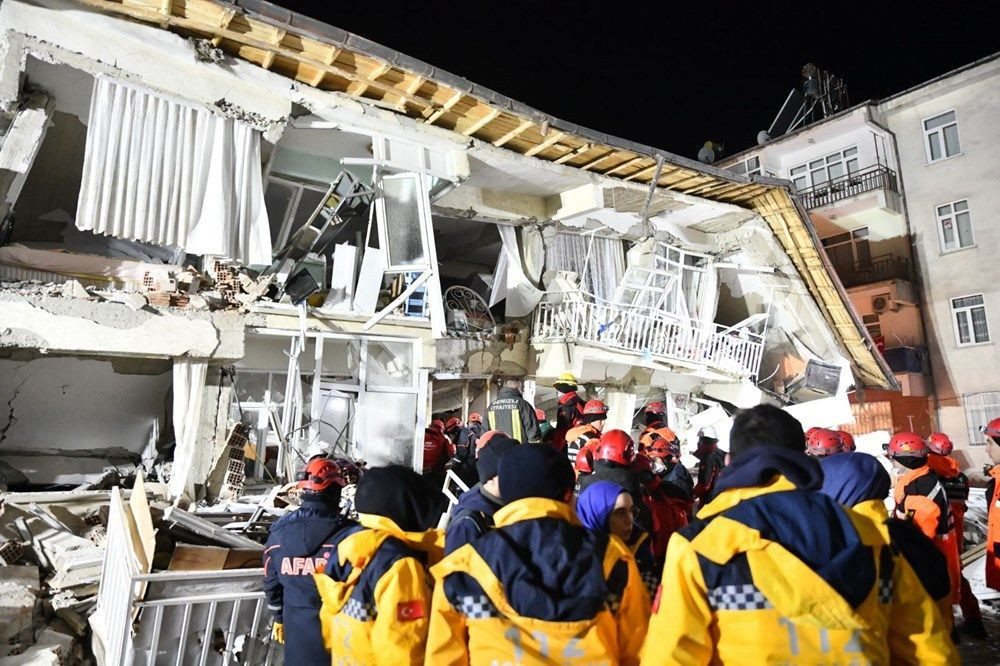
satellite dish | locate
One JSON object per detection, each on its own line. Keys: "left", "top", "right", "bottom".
{"left": 757, "top": 130, "right": 771, "bottom": 145}
{"left": 697, "top": 145, "right": 716, "bottom": 163}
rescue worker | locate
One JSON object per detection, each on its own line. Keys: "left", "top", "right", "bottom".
{"left": 565, "top": 399, "right": 608, "bottom": 464}
{"left": 643, "top": 404, "right": 904, "bottom": 665}
{"left": 427, "top": 444, "right": 650, "bottom": 665}
{"left": 806, "top": 427, "right": 845, "bottom": 457}
{"left": 634, "top": 444, "right": 691, "bottom": 561}
{"left": 448, "top": 414, "right": 483, "bottom": 489}
{"left": 820, "top": 452, "right": 958, "bottom": 663}
{"left": 444, "top": 435, "right": 519, "bottom": 554}
{"left": 423, "top": 420, "right": 452, "bottom": 489}
{"left": 644, "top": 427, "right": 694, "bottom": 503}
{"left": 927, "top": 431, "right": 986, "bottom": 638}
{"left": 888, "top": 431, "right": 961, "bottom": 627}
{"left": 837, "top": 430, "right": 857, "bottom": 452}
{"left": 444, "top": 416, "right": 464, "bottom": 448}
{"left": 691, "top": 426, "right": 727, "bottom": 505}
{"left": 458, "top": 412, "right": 485, "bottom": 450}
{"left": 536, "top": 407, "right": 556, "bottom": 447}
{"left": 314, "top": 465, "right": 443, "bottom": 665}
{"left": 486, "top": 379, "right": 541, "bottom": 444}
{"left": 983, "top": 417, "right": 1000, "bottom": 591}
{"left": 554, "top": 372, "right": 586, "bottom": 452}
{"left": 264, "top": 459, "right": 353, "bottom": 665}
{"left": 637, "top": 401, "right": 667, "bottom": 453}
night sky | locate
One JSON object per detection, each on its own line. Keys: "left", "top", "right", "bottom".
{"left": 279, "top": 1, "right": 999, "bottom": 160}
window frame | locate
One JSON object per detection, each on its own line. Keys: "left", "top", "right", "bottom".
{"left": 950, "top": 293, "right": 991, "bottom": 347}
{"left": 788, "top": 146, "right": 860, "bottom": 191}
{"left": 820, "top": 226, "right": 871, "bottom": 267}
{"left": 728, "top": 156, "right": 762, "bottom": 177}
{"left": 264, "top": 174, "right": 331, "bottom": 251}
{"left": 964, "top": 391, "right": 1000, "bottom": 446}
{"left": 922, "top": 109, "right": 962, "bottom": 164}
{"left": 935, "top": 198, "right": 975, "bottom": 253}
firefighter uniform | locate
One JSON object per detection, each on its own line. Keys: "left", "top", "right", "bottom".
{"left": 486, "top": 387, "right": 541, "bottom": 444}
{"left": 643, "top": 455, "right": 899, "bottom": 665}
{"left": 314, "top": 514, "right": 443, "bottom": 665}
{"left": 427, "top": 498, "right": 650, "bottom": 665}
{"left": 555, "top": 391, "right": 586, "bottom": 452}
{"left": 263, "top": 497, "right": 355, "bottom": 665}
{"left": 986, "top": 465, "right": 1000, "bottom": 590}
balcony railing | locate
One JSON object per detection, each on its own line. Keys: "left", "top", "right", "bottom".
{"left": 835, "top": 253, "right": 911, "bottom": 288}
{"left": 532, "top": 297, "right": 765, "bottom": 379}
{"left": 798, "top": 164, "right": 898, "bottom": 210}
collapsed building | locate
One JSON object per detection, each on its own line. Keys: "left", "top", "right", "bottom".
{"left": 0, "top": 0, "right": 896, "bottom": 662}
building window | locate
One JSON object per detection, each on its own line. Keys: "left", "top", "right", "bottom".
{"left": 821, "top": 227, "right": 871, "bottom": 273}
{"left": 923, "top": 110, "right": 961, "bottom": 162}
{"left": 263, "top": 175, "right": 330, "bottom": 252}
{"left": 728, "top": 156, "right": 762, "bottom": 177}
{"left": 951, "top": 294, "right": 990, "bottom": 346}
{"left": 936, "top": 199, "right": 975, "bottom": 251}
{"left": 965, "top": 391, "right": 1000, "bottom": 446}
{"left": 789, "top": 146, "right": 859, "bottom": 191}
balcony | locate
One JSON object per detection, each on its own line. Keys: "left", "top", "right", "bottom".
{"left": 531, "top": 296, "right": 765, "bottom": 380}
{"left": 835, "top": 253, "right": 911, "bottom": 288}
{"left": 799, "top": 164, "right": 899, "bottom": 211}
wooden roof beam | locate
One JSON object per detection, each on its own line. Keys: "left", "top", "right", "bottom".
{"left": 210, "top": 7, "right": 236, "bottom": 46}
{"left": 261, "top": 28, "right": 286, "bottom": 70}
{"left": 348, "top": 63, "right": 390, "bottom": 96}
{"left": 423, "top": 90, "right": 464, "bottom": 124}
{"left": 308, "top": 46, "right": 341, "bottom": 86}
{"left": 623, "top": 162, "right": 660, "bottom": 181}
{"left": 602, "top": 155, "right": 644, "bottom": 176}
{"left": 461, "top": 108, "right": 502, "bottom": 136}
{"left": 524, "top": 130, "right": 566, "bottom": 157}
{"left": 554, "top": 143, "right": 593, "bottom": 164}
{"left": 577, "top": 149, "right": 617, "bottom": 171}
{"left": 492, "top": 119, "right": 533, "bottom": 147}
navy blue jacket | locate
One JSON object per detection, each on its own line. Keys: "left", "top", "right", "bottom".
{"left": 445, "top": 483, "right": 503, "bottom": 555}
{"left": 263, "top": 497, "right": 358, "bottom": 665}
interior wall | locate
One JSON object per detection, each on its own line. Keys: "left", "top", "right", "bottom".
{"left": 0, "top": 356, "right": 171, "bottom": 481}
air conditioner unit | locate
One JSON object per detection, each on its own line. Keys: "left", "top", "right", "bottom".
{"left": 872, "top": 294, "right": 892, "bottom": 313}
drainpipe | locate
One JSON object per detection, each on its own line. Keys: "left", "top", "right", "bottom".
{"left": 866, "top": 107, "right": 941, "bottom": 429}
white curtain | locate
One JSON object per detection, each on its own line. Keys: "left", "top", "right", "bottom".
{"left": 168, "top": 359, "right": 208, "bottom": 501}
{"left": 545, "top": 232, "right": 625, "bottom": 302}
{"left": 489, "top": 225, "right": 544, "bottom": 317}
{"left": 76, "top": 77, "right": 271, "bottom": 265}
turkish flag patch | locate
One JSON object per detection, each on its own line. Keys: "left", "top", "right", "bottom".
{"left": 396, "top": 600, "right": 425, "bottom": 622}
{"left": 651, "top": 585, "right": 663, "bottom": 613}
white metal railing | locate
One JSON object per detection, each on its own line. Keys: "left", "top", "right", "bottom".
{"left": 532, "top": 297, "right": 765, "bottom": 379}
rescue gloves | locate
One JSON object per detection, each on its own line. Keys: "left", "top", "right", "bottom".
{"left": 354, "top": 464, "right": 441, "bottom": 532}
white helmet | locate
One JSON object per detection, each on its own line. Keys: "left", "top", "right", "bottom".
{"left": 698, "top": 426, "right": 718, "bottom": 440}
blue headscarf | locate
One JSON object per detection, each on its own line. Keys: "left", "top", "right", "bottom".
{"left": 820, "top": 452, "right": 891, "bottom": 507}
{"left": 576, "top": 481, "right": 627, "bottom": 533}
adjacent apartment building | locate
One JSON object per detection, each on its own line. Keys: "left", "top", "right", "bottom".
{"left": 721, "top": 52, "right": 1000, "bottom": 471}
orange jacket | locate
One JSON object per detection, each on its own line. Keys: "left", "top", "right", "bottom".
{"left": 894, "top": 465, "right": 960, "bottom": 602}
{"left": 927, "top": 454, "right": 968, "bottom": 544}
{"left": 987, "top": 465, "right": 1000, "bottom": 590}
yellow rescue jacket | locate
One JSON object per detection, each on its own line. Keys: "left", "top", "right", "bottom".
{"left": 850, "top": 499, "right": 958, "bottom": 664}
{"left": 427, "top": 498, "right": 650, "bottom": 665}
{"left": 642, "top": 475, "right": 895, "bottom": 665}
{"left": 313, "top": 514, "right": 443, "bottom": 665}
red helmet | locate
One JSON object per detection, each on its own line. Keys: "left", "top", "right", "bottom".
{"left": 475, "top": 429, "right": 506, "bottom": 452}
{"left": 888, "top": 432, "right": 929, "bottom": 458}
{"left": 645, "top": 401, "right": 666, "bottom": 415}
{"left": 535, "top": 408, "right": 547, "bottom": 421}
{"left": 582, "top": 400, "right": 609, "bottom": 416}
{"left": 593, "top": 429, "right": 635, "bottom": 466}
{"left": 805, "top": 427, "right": 823, "bottom": 440}
{"left": 430, "top": 419, "right": 446, "bottom": 434}
{"left": 982, "top": 418, "right": 1000, "bottom": 440}
{"left": 574, "top": 446, "right": 594, "bottom": 475}
{"left": 806, "top": 429, "right": 843, "bottom": 457}
{"left": 332, "top": 458, "right": 362, "bottom": 485}
{"left": 836, "top": 430, "right": 856, "bottom": 452}
{"left": 927, "top": 432, "right": 954, "bottom": 456}
{"left": 632, "top": 453, "right": 661, "bottom": 491}
{"left": 444, "top": 417, "right": 463, "bottom": 432}
{"left": 645, "top": 427, "right": 680, "bottom": 459}
{"left": 297, "top": 458, "right": 348, "bottom": 493}
{"left": 468, "top": 412, "right": 483, "bottom": 424}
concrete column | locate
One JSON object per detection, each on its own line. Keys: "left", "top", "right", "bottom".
{"left": 186, "top": 366, "right": 234, "bottom": 504}
{"left": 605, "top": 389, "right": 637, "bottom": 433}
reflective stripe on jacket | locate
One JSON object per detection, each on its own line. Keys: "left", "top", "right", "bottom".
{"left": 642, "top": 475, "right": 894, "bottom": 665}
{"left": 486, "top": 388, "right": 540, "bottom": 444}
{"left": 427, "top": 498, "right": 650, "bottom": 666}
{"left": 893, "top": 465, "right": 960, "bottom": 602}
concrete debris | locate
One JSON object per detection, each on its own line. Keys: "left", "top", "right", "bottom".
{"left": 60, "top": 280, "right": 91, "bottom": 300}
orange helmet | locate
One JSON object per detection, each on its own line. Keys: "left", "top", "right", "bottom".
{"left": 296, "top": 458, "right": 348, "bottom": 493}
{"left": 593, "top": 429, "right": 635, "bottom": 466}
{"left": 444, "top": 417, "right": 463, "bottom": 432}
{"left": 927, "top": 432, "right": 954, "bottom": 456}
{"left": 582, "top": 400, "right": 609, "bottom": 416}
{"left": 982, "top": 418, "right": 1000, "bottom": 440}
{"left": 574, "top": 446, "right": 594, "bottom": 475}
{"left": 645, "top": 427, "right": 680, "bottom": 459}
{"left": 888, "top": 432, "right": 929, "bottom": 458}
{"left": 468, "top": 412, "right": 483, "bottom": 424}
{"left": 836, "top": 430, "right": 856, "bottom": 452}
{"left": 645, "top": 401, "right": 666, "bottom": 415}
{"left": 806, "top": 429, "right": 843, "bottom": 457}
{"left": 475, "top": 429, "right": 506, "bottom": 452}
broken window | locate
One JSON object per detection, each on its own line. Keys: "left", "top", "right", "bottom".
{"left": 544, "top": 232, "right": 625, "bottom": 302}
{"left": 263, "top": 175, "right": 330, "bottom": 253}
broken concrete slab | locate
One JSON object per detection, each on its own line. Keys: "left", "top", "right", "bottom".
{"left": 0, "top": 565, "right": 40, "bottom": 657}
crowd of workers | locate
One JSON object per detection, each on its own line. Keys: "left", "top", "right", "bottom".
{"left": 262, "top": 373, "right": 1000, "bottom": 664}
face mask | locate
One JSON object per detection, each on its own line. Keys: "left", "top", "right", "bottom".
{"left": 651, "top": 458, "right": 667, "bottom": 474}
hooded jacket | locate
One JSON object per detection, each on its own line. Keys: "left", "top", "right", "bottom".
{"left": 486, "top": 387, "right": 541, "bottom": 444}
{"left": 445, "top": 483, "right": 504, "bottom": 555}
{"left": 642, "top": 447, "right": 896, "bottom": 665}
{"left": 263, "top": 496, "right": 355, "bottom": 665}
{"left": 427, "top": 498, "right": 650, "bottom": 666}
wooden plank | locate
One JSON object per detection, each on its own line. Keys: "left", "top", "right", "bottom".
{"left": 602, "top": 155, "right": 644, "bottom": 176}
{"left": 492, "top": 119, "right": 533, "bottom": 147}
{"left": 308, "top": 46, "right": 340, "bottom": 86}
{"left": 553, "top": 143, "right": 593, "bottom": 164}
{"left": 348, "top": 63, "right": 390, "bottom": 96}
{"left": 423, "top": 90, "right": 464, "bottom": 123}
{"left": 260, "top": 28, "right": 286, "bottom": 70}
{"left": 578, "top": 149, "right": 618, "bottom": 171}
{"left": 524, "top": 130, "right": 566, "bottom": 157}
{"left": 210, "top": 7, "right": 235, "bottom": 46}
{"left": 623, "top": 162, "right": 660, "bottom": 181}
{"left": 461, "top": 108, "right": 501, "bottom": 136}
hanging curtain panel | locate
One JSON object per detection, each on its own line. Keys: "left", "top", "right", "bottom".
{"left": 545, "top": 232, "right": 625, "bottom": 302}
{"left": 76, "top": 77, "right": 271, "bottom": 265}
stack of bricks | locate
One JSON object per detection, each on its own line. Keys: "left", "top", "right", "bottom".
{"left": 218, "top": 422, "right": 250, "bottom": 500}
{"left": 212, "top": 260, "right": 239, "bottom": 304}
{"left": 0, "top": 537, "right": 23, "bottom": 565}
